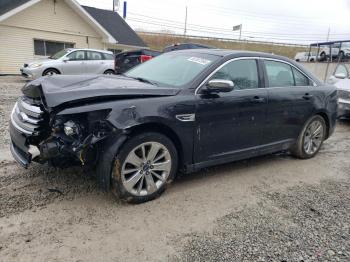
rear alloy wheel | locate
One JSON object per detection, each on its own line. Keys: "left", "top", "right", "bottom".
{"left": 291, "top": 115, "right": 326, "bottom": 159}
{"left": 111, "top": 132, "right": 178, "bottom": 203}
{"left": 43, "top": 69, "right": 59, "bottom": 76}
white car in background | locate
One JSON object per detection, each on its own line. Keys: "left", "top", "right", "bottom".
{"left": 20, "top": 48, "right": 115, "bottom": 79}
{"left": 319, "top": 43, "right": 350, "bottom": 61}
{"left": 294, "top": 51, "right": 318, "bottom": 62}
{"left": 328, "top": 63, "right": 350, "bottom": 118}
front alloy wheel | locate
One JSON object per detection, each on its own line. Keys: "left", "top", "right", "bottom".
{"left": 111, "top": 132, "right": 178, "bottom": 203}
{"left": 121, "top": 142, "right": 172, "bottom": 196}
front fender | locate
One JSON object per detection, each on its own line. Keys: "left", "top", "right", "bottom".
{"left": 96, "top": 134, "right": 128, "bottom": 191}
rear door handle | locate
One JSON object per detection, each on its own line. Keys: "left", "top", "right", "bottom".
{"left": 251, "top": 96, "right": 265, "bottom": 103}
{"left": 302, "top": 93, "right": 313, "bottom": 100}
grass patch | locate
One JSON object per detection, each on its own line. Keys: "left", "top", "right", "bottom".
{"left": 139, "top": 33, "right": 308, "bottom": 59}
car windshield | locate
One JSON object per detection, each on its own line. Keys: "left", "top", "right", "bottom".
{"left": 50, "top": 49, "right": 70, "bottom": 59}
{"left": 125, "top": 52, "right": 219, "bottom": 87}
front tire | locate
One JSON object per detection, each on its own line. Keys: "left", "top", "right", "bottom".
{"left": 43, "top": 68, "right": 60, "bottom": 76}
{"left": 319, "top": 52, "right": 327, "bottom": 62}
{"left": 111, "top": 132, "right": 178, "bottom": 203}
{"left": 291, "top": 115, "right": 326, "bottom": 159}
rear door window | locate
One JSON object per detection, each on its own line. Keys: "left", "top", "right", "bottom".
{"left": 264, "top": 60, "right": 294, "bottom": 87}
{"left": 87, "top": 51, "right": 103, "bottom": 60}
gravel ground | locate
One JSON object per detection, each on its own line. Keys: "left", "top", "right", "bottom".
{"left": 173, "top": 180, "right": 350, "bottom": 261}
{"left": 0, "top": 76, "right": 349, "bottom": 261}
{"left": 0, "top": 76, "right": 25, "bottom": 147}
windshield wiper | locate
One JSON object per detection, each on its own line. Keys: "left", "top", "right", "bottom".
{"left": 125, "top": 75, "right": 158, "bottom": 86}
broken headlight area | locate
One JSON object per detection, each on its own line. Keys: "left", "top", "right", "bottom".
{"left": 38, "top": 109, "right": 113, "bottom": 167}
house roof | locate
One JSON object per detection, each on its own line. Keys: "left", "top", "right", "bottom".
{"left": 82, "top": 6, "right": 147, "bottom": 48}
{"left": 0, "top": 0, "right": 31, "bottom": 16}
{"left": 0, "top": 0, "right": 147, "bottom": 48}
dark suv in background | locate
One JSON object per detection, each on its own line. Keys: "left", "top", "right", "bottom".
{"left": 114, "top": 49, "right": 161, "bottom": 74}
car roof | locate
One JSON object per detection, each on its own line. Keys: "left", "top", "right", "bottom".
{"left": 67, "top": 48, "right": 113, "bottom": 54}
{"left": 173, "top": 48, "right": 292, "bottom": 61}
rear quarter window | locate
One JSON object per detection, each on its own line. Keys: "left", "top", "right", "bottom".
{"left": 103, "top": 53, "right": 114, "bottom": 60}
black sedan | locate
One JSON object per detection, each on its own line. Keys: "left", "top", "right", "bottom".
{"left": 10, "top": 50, "right": 338, "bottom": 203}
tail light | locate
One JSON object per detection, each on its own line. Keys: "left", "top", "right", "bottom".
{"left": 140, "top": 55, "right": 152, "bottom": 63}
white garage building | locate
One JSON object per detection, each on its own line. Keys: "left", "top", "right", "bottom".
{"left": 0, "top": 0, "right": 147, "bottom": 74}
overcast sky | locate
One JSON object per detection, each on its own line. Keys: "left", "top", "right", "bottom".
{"left": 77, "top": 0, "right": 350, "bottom": 45}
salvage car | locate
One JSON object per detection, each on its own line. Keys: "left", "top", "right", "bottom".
{"left": 328, "top": 63, "right": 350, "bottom": 118}
{"left": 10, "top": 50, "right": 338, "bottom": 203}
{"left": 21, "top": 48, "right": 115, "bottom": 79}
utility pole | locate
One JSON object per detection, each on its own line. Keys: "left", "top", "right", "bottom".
{"left": 184, "top": 6, "right": 188, "bottom": 36}
{"left": 326, "top": 26, "right": 330, "bottom": 41}
{"left": 239, "top": 24, "right": 242, "bottom": 41}
{"left": 113, "top": 0, "right": 120, "bottom": 12}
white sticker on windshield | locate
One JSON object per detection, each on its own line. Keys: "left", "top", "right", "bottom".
{"left": 187, "top": 57, "right": 211, "bottom": 65}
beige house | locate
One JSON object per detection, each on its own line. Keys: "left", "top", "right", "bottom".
{"left": 0, "top": 0, "right": 147, "bottom": 74}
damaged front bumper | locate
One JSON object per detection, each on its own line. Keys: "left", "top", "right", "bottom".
{"left": 9, "top": 97, "right": 117, "bottom": 169}
{"left": 9, "top": 99, "right": 45, "bottom": 168}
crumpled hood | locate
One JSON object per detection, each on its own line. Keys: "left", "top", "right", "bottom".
{"left": 22, "top": 75, "right": 181, "bottom": 108}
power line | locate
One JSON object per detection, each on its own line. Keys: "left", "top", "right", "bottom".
{"left": 132, "top": 3, "right": 346, "bottom": 28}
{"left": 190, "top": 3, "right": 341, "bottom": 23}
{"left": 129, "top": 18, "right": 343, "bottom": 42}
{"left": 128, "top": 13, "right": 350, "bottom": 38}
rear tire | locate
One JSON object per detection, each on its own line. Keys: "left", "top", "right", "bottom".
{"left": 104, "top": 69, "right": 115, "bottom": 75}
{"left": 111, "top": 132, "right": 178, "bottom": 203}
{"left": 291, "top": 115, "right": 326, "bottom": 159}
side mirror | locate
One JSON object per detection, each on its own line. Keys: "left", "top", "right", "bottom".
{"left": 334, "top": 72, "right": 347, "bottom": 79}
{"left": 205, "top": 79, "right": 234, "bottom": 93}
{"left": 62, "top": 57, "right": 70, "bottom": 62}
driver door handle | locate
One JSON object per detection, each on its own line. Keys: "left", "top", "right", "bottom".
{"left": 251, "top": 96, "right": 265, "bottom": 103}
{"left": 302, "top": 93, "right": 313, "bottom": 100}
